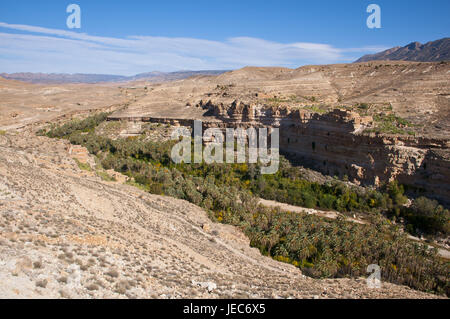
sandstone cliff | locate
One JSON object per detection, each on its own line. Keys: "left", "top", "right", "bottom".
{"left": 201, "top": 102, "right": 450, "bottom": 204}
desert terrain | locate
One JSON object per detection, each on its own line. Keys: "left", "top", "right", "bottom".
{"left": 0, "top": 61, "right": 449, "bottom": 299}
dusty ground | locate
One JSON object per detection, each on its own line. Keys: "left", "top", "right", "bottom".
{"left": 0, "top": 78, "right": 134, "bottom": 131}
{"left": 0, "top": 131, "right": 441, "bottom": 299}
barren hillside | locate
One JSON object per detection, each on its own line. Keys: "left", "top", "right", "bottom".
{"left": 0, "top": 79, "right": 130, "bottom": 131}
{"left": 0, "top": 131, "right": 438, "bottom": 299}
{"left": 112, "top": 61, "right": 450, "bottom": 138}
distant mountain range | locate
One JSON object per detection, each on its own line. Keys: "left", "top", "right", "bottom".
{"left": 0, "top": 70, "right": 228, "bottom": 84}
{"left": 4, "top": 38, "right": 449, "bottom": 84}
{"left": 355, "top": 38, "right": 450, "bottom": 63}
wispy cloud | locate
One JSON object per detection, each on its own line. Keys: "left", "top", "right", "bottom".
{"left": 0, "top": 22, "right": 387, "bottom": 75}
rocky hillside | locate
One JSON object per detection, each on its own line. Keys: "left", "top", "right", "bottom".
{"left": 355, "top": 38, "right": 450, "bottom": 62}
{"left": 113, "top": 61, "right": 450, "bottom": 138}
{"left": 1, "top": 131, "right": 439, "bottom": 299}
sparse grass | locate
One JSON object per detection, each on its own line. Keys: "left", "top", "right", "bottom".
{"left": 74, "top": 159, "right": 92, "bottom": 171}
{"left": 265, "top": 95, "right": 311, "bottom": 106}
{"left": 97, "top": 170, "right": 117, "bottom": 182}
{"left": 302, "top": 96, "right": 317, "bottom": 102}
{"left": 357, "top": 103, "right": 369, "bottom": 110}
{"left": 0, "top": 130, "right": 6, "bottom": 136}
{"left": 115, "top": 280, "right": 131, "bottom": 294}
{"left": 59, "top": 289, "right": 70, "bottom": 298}
{"left": 99, "top": 120, "right": 122, "bottom": 131}
{"left": 303, "top": 105, "right": 328, "bottom": 114}
{"left": 365, "top": 113, "right": 416, "bottom": 135}
{"left": 125, "top": 179, "right": 150, "bottom": 191}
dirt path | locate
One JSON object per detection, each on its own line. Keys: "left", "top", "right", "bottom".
{"left": 258, "top": 198, "right": 365, "bottom": 224}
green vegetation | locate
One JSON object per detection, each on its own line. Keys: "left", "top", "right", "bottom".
{"left": 266, "top": 96, "right": 290, "bottom": 106}
{"left": 0, "top": 130, "right": 6, "bottom": 136}
{"left": 266, "top": 95, "right": 312, "bottom": 106}
{"left": 303, "top": 96, "right": 317, "bottom": 102}
{"left": 37, "top": 112, "right": 110, "bottom": 138}
{"left": 366, "top": 113, "right": 416, "bottom": 135}
{"left": 96, "top": 120, "right": 122, "bottom": 133}
{"left": 390, "top": 197, "right": 450, "bottom": 237}
{"left": 43, "top": 113, "right": 450, "bottom": 296}
{"left": 247, "top": 207, "right": 447, "bottom": 295}
{"left": 96, "top": 170, "right": 117, "bottom": 182}
{"left": 74, "top": 159, "right": 92, "bottom": 172}
{"left": 357, "top": 103, "right": 369, "bottom": 110}
{"left": 303, "top": 105, "right": 328, "bottom": 114}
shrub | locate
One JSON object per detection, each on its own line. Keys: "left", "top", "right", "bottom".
{"left": 105, "top": 269, "right": 119, "bottom": 278}
{"left": 97, "top": 170, "right": 116, "bottom": 182}
{"left": 86, "top": 283, "right": 99, "bottom": 291}
{"left": 36, "top": 279, "right": 48, "bottom": 288}
{"left": 396, "top": 197, "right": 450, "bottom": 236}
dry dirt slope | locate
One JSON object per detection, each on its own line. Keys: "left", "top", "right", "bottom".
{"left": 0, "top": 131, "right": 439, "bottom": 299}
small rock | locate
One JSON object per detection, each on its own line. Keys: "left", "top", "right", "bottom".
{"left": 202, "top": 224, "right": 211, "bottom": 233}
{"left": 192, "top": 280, "right": 217, "bottom": 293}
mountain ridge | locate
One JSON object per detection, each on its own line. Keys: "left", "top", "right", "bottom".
{"left": 355, "top": 38, "right": 450, "bottom": 63}
{"left": 0, "top": 70, "right": 229, "bottom": 84}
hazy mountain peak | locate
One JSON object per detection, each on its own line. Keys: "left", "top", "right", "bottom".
{"left": 0, "top": 70, "right": 228, "bottom": 84}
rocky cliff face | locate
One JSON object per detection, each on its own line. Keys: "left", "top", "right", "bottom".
{"left": 203, "top": 101, "right": 450, "bottom": 204}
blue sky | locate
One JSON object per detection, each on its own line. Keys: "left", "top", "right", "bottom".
{"left": 0, "top": 0, "right": 448, "bottom": 75}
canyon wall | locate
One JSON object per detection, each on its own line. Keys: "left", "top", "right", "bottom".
{"left": 108, "top": 102, "right": 450, "bottom": 204}
{"left": 204, "top": 102, "right": 450, "bottom": 204}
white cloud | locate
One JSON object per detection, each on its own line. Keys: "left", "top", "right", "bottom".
{"left": 0, "top": 22, "right": 387, "bottom": 75}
